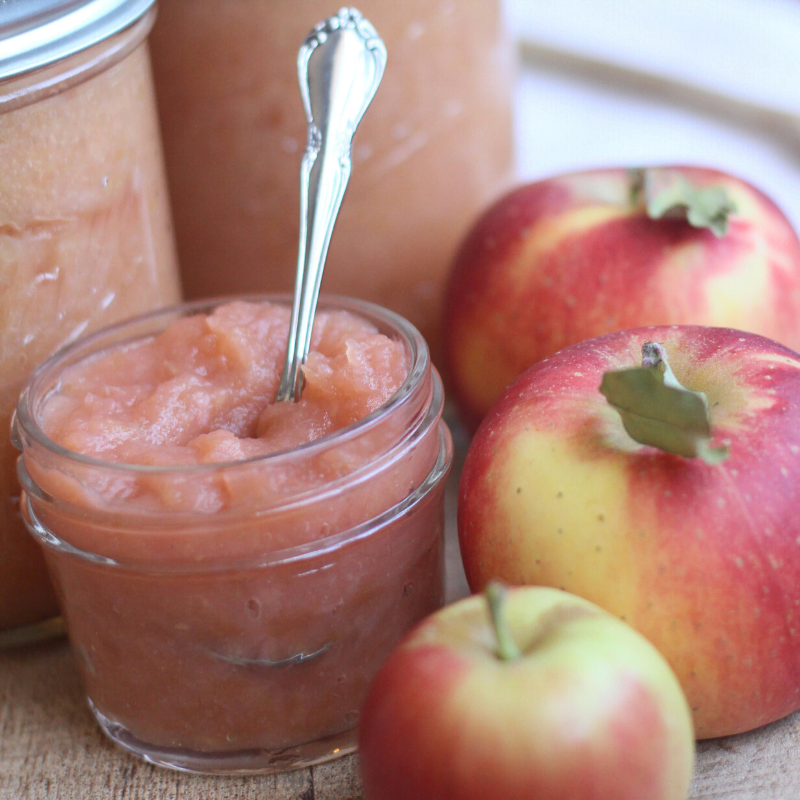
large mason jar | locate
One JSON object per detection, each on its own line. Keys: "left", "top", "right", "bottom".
{"left": 149, "top": 0, "right": 515, "bottom": 362}
{"left": 0, "top": 0, "right": 182, "bottom": 643}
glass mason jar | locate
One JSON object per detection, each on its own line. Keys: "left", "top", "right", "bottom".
{"left": 0, "top": 0, "right": 182, "bottom": 644}
{"left": 13, "top": 295, "right": 452, "bottom": 773}
{"left": 148, "top": 0, "right": 515, "bottom": 363}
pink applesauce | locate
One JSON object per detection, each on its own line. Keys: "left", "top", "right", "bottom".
{"left": 148, "top": 0, "right": 515, "bottom": 363}
{"left": 43, "top": 301, "right": 408, "bottom": 475}
{"left": 15, "top": 297, "right": 451, "bottom": 772}
{"left": 0, "top": 7, "right": 181, "bottom": 638}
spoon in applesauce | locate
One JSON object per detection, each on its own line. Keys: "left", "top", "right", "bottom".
{"left": 276, "top": 7, "right": 387, "bottom": 402}
{"left": 209, "top": 8, "right": 386, "bottom": 674}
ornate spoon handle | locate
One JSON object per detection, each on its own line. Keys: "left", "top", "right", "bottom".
{"left": 276, "top": 7, "right": 387, "bottom": 402}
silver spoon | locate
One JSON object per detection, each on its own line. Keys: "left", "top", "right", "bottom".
{"left": 276, "top": 7, "right": 387, "bottom": 402}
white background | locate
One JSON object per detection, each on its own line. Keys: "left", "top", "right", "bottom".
{"left": 506, "top": 0, "right": 800, "bottom": 231}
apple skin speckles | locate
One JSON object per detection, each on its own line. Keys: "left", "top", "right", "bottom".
{"left": 459, "top": 324, "right": 800, "bottom": 738}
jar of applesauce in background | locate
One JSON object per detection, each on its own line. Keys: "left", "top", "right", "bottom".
{"left": 148, "top": 0, "right": 515, "bottom": 363}
{"left": 0, "top": 0, "right": 181, "bottom": 644}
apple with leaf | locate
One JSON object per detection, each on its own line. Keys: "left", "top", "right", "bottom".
{"left": 444, "top": 166, "right": 800, "bottom": 429}
{"left": 458, "top": 324, "right": 800, "bottom": 738}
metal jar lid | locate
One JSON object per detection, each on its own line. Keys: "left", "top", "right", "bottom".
{"left": 0, "top": 0, "right": 155, "bottom": 81}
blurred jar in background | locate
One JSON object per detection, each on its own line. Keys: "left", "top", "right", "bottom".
{"left": 149, "top": 0, "right": 515, "bottom": 361}
{"left": 0, "top": 0, "right": 181, "bottom": 643}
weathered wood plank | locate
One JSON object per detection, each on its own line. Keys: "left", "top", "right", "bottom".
{"left": 3, "top": 640, "right": 800, "bottom": 799}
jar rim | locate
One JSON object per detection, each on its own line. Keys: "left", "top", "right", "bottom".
{"left": 22, "top": 422, "right": 453, "bottom": 572}
{"left": 0, "top": 0, "right": 154, "bottom": 80}
{"left": 15, "top": 293, "right": 431, "bottom": 476}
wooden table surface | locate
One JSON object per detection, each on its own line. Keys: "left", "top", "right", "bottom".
{"left": 2, "top": 422, "right": 799, "bottom": 799}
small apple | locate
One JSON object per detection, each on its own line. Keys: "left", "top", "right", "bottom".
{"left": 458, "top": 324, "right": 800, "bottom": 738}
{"left": 443, "top": 166, "right": 800, "bottom": 429}
{"left": 359, "top": 584, "right": 694, "bottom": 800}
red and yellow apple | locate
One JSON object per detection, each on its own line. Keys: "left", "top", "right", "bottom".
{"left": 443, "top": 166, "right": 800, "bottom": 429}
{"left": 359, "top": 584, "right": 695, "bottom": 800}
{"left": 458, "top": 325, "right": 800, "bottom": 738}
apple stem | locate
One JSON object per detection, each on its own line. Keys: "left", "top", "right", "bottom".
{"left": 600, "top": 342, "right": 729, "bottom": 463}
{"left": 485, "top": 582, "right": 522, "bottom": 661}
{"left": 629, "top": 167, "right": 736, "bottom": 237}
{"left": 640, "top": 342, "right": 687, "bottom": 392}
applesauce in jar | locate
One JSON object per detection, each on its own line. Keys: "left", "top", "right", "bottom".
{"left": 0, "top": 1, "right": 181, "bottom": 641}
{"left": 149, "top": 0, "right": 515, "bottom": 361}
{"left": 15, "top": 296, "right": 451, "bottom": 772}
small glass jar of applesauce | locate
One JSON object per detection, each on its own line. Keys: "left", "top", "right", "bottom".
{"left": 148, "top": 0, "right": 515, "bottom": 363}
{"left": 12, "top": 294, "right": 451, "bottom": 773}
{"left": 0, "top": 0, "right": 181, "bottom": 645}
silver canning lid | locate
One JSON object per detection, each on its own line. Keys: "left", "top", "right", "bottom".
{"left": 0, "top": 0, "right": 155, "bottom": 80}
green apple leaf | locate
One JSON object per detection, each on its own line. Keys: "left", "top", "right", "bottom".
{"left": 600, "top": 342, "right": 729, "bottom": 463}
{"left": 628, "top": 167, "right": 737, "bottom": 237}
